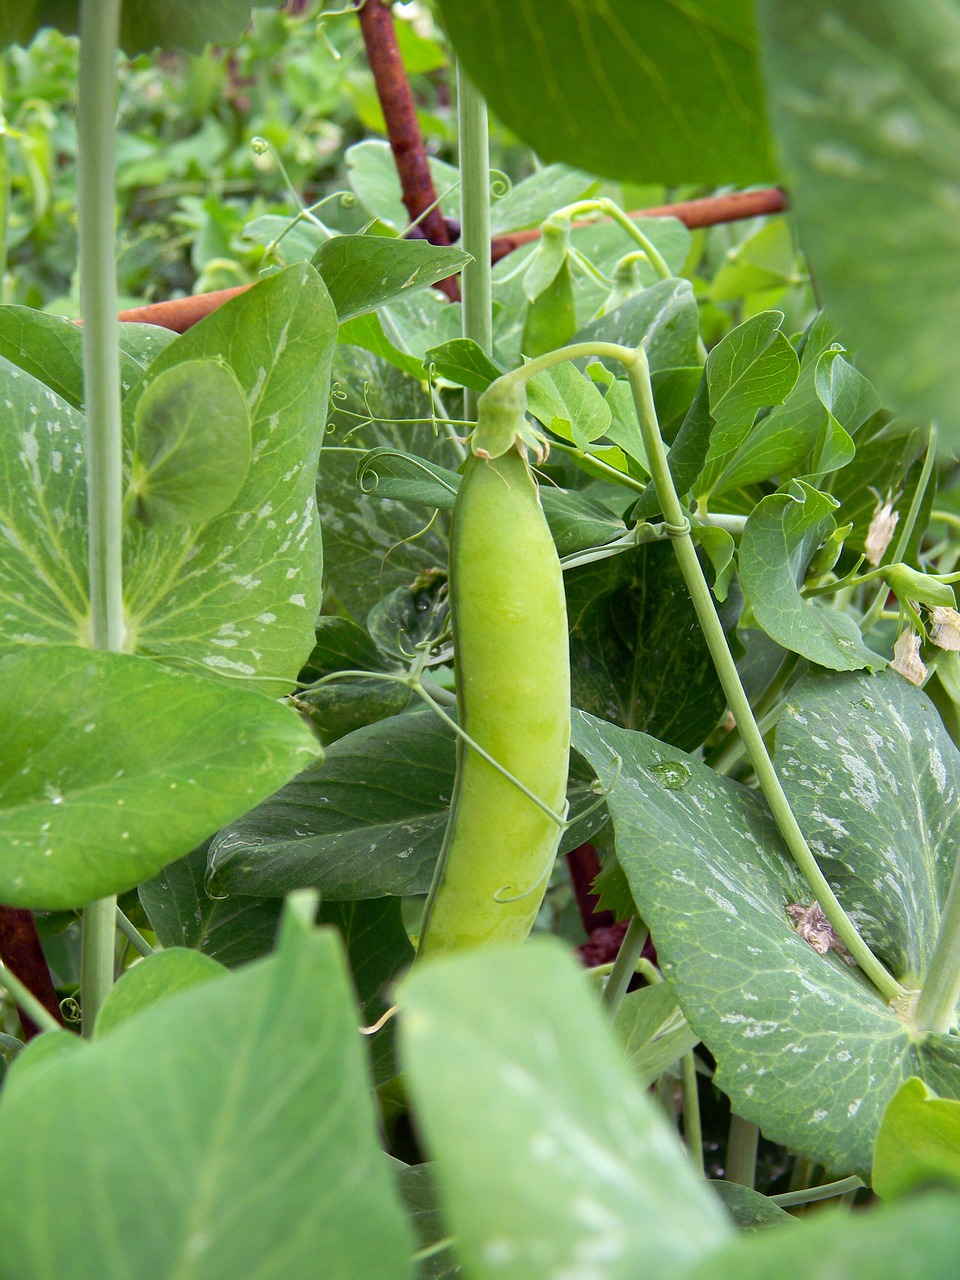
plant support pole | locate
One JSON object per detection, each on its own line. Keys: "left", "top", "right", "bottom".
{"left": 456, "top": 63, "right": 492, "bottom": 419}
{"left": 77, "top": 0, "right": 124, "bottom": 1035}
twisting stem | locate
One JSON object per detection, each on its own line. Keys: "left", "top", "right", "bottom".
{"left": 78, "top": 0, "right": 123, "bottom": 1036}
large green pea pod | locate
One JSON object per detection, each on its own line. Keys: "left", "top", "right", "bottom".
{"left": 417, "top": 442, "right": 571, "bottom": 958}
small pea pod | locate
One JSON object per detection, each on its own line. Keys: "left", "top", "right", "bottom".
{"left": 417, "top": 443, "right": 571, "bottom": 958}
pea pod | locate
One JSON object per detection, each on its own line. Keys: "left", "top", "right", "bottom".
{"left": 417, "top": 442, "right": 571, "bottom": 958}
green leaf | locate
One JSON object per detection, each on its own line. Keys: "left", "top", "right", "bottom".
{"left": 394, "top": 1162, "right": 459, "bottom": 1280}
{"left": 679, "top": 1194, "right": 960, "bottom": 1280}
{"left": 571, "top": 687, "right": 960, "bottom": 1176}
{"left": 566, "top": 542, "right": 727, "bottom": 751}
{"left": 572, "top": 278, "right": 701, "bottom": 374}
{"left": 775, "top": 669, "right": 960, "bottom": 987}
{"left": 400, "top": 939, "right": 732, "bottom": 1280}
{"left": 313, "top": 236, "right": 471, "bottom": 322}
{"left": 139, "top": 845, "right": 284, "bottom": 968}
{"left": 757, "top": 0, "right": 960, "bottom": 445}
{"left": 0, "top": 646, "right": 319, "bottom": 910}
{"left": 95, "top": 947, "right": 226, "bottom": 1036}
{"left": 709, "top": 1182, "right": 793, "bottom": 1230}
{"left": 612, "top": 981, "right": 700, "bottom": 1090}
{"left": 128, "top": 359, "right": 250, "bottom": 527}
{"left": 520, "top": 257, "right": 577, "bottom": 357}
{"left": 873, "top": 1077, "right": 960, "bottom": 1199}
{"left": 423, "top": 338, "right": 505, "bottom": 391}
{"left": 339, "top": 312, "right": 432, "bottom": 382}
{"left": 121, "top": 264, "right": 337, "bottom": 692}
{"left": 710, "top": 218, "right": 802, "bottom": 303}
{"left": 242, "top": 212, "right": 332, "bottom": 265}
{"left": 0, "top": 910, "right": 416, "bottom": 1279}
{"left": 698, "top": 311, "right": 799, "bottom": 494}
{"left": 436, "top": 0, "right": 774, "bottom": 185}
{"left": 346, "top": 139, "right": 460, "bottom": 233}
{"left": 489, "top": 165, "right": 597, "bottom": 235}
{"left": 296, "top": 615, "right": 411, "bottom": 742}
{"left": 527, "top": 360, "right": 611, "bottom": 448}
{"left": 739, "top": 481, "right": 884, "bottom": 670}
{"left": 0, "top": 306, "right": 176, "bottom": 409}
{"left": 318, "top": 897, "right": 414, "bottom": 1025}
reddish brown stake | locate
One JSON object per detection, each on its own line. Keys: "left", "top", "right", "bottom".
{"left": 0, "top": 906, "right": 65, "bottom": 1040}
{"left": 357, "top": 0, "right": 460, "bottom": 301}
{"left": 117, "top": 284, "right": 249, "bottom": 334}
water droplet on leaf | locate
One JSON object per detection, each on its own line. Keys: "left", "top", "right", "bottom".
{"left": 651, "top": 760, "right": 691, "bottom": 791}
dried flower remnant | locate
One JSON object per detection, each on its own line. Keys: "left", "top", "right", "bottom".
{"left": 891, "top": 628, "right": 927, "bottom": 686}
{"left": 786, "top": 902, "right": 856, "bottom": 965}
{"left": 928, "top": 605, "right": 960, "bottom": 651}
{"left": 865, "top": 494, "right": 899, "bottom": 566}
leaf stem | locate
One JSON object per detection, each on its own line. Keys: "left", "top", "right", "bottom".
{"left": 0, "top": 961, "right": 62, "bottom": 1036}
{"left": 115, "top": 906, "right": 155, "bottom": 958}
{"left": 456, "top": 63, "right": 491, "bottom": 420}
{"left": 601, "top": 917, "right": 648, "bottom": 1017}
{"left": 680, "top": 1053, "right": 705, "bottom": 1176}
{"left": 78, "top": 0, "right": 124, "bottom": 1035}
{"left": 725, "top": 1114, "right": 758, "bottom": 1188}
{"left": 914, "top": 847, "right": 960, "bottom": 1033}
{"left": 770, "top": 1175, "right": 863, "bottom": 1207}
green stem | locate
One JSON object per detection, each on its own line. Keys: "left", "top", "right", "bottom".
{"left": 680, "top": 1053, "right": 704, "bottom": 1176}
{"left": 771, "top": 1175, "right": 863, "bottom": 1208}
{"left": 78, "top": 0, "right": 124, "bottom": 1035}
{"left": 725, "top": 1114, "right": 759, "bottom": 1188}
{"left": 553, "top": 198, "right": 673, "bottom": 281}
{"left": 80, "top": 896, "right": 115, "bottom": 1037}
{"left": 456, "top": 63, "right": 491, "bottom": 420}
{"left": 115, "top": 906, "right": 155, "bottom": 958}
{"left": 0, "top": 961, "right": 62, "bottom": 1036}
{"left": 601, "top": 917, "right": 648, "bottom": 1017}
{"left": 914, "top": 848, "right": 960, "bottom": 1033}
{"left": 0, "top": 112, "right": 9, "bottom": 296}
{"left": 621, "top": 350, "right": 904, "bottom": 1004}
{"left": 859, "top": 424, "right": 937, "bottom": 634}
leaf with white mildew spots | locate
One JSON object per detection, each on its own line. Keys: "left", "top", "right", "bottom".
{"left": 572, "top": 667, "right": 960, "bottom": 1176}
{"left": 0, "top": 265, "right": 338, "bottom": 693}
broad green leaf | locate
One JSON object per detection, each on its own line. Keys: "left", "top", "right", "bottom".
{"left": 739, "top": 481, "right": 884, "bottom": 670}
{"left": 312, "top": 236, "right": 471, "bottom": 322}
{"left": 612, "top": 981, "right": 700, "bottom": 1090}
{"left": 522, "top": 222, "right": 570, "bottom": 304}
{"left": 709, "top": 1182, "right": 793, "bottom": 1231}
{"left": 121, "top": 264, "right": 337, "bottom": 692}
{"left": 394, "top": 1162, "right": 459, "bottom": 1280}
{"left": 566, "top": 542, "right": 727, "bottom": 751}
{"left": 423, "top": 338, "right": 505, "bottom": 391}
{"left": 572, "top": 278, "right": 701, "bottom": 375}
{"left": 129, "top": 359, "right": 250, "bottom": 527}
{"left": 436, "top": 1, "right": 774, "bottom": 185}
{"left": 520, "top": 257, "right": 577, "bottom": 356}
{"left": 139, "top": 845, "right": 284, "bottom": 968}
{"left": 242, "top": 212, "right": 332, "bottom": 265}
{"left": 206, "top": 709, "right": 455, "bottom": 901}
{"left": 346, "top": 139, "right": 460, "bottom": 233}
{"left": 572, "top": 689, "right": 960, "bottom": 1176}
{"left": 319, "top": 897, "right": 414, "bottom": 1026}
{"left": 757, "top": 1, "right": 960, "bottom": 445}
{"left": 776, "top": 670, "right": 960, "bottom": 987}
{"left": 699, "top": 312, "right": 799, "bottom": 493}
{"left": 0, "top": 306, "right": 175, "bottom": 408}
{"left": 678, "top": 1194, "right": 960, "bottom": 1280}
{"left": 527, "top": 360, "right": 611, "bottom": 448}
{"left": 95, "top": 948, "right": 226, "bottom": 1036}
{"left": 401, "top": 940, "right": 731, "bottom": 1280}
{"left": 0, "top": 646, "right": 319, "bottom": 910}
{"left": 710, "top": 218, "right": 803, "bottom": 303}
{"left": 0, "top": 910, "right": 415, "bottom": 1279}
{"left": 296, "top": 615, "right": 411, "bottom": 742}
{"left": 873, "top": 1077, "right": 960, "bottom": 1199}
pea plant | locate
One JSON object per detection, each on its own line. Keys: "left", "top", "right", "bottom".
{"left": 0, "top": 2, "right": 959, "bottom": 1278}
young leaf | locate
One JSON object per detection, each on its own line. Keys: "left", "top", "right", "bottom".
{"left": 436, "top": 0, "right": 775, "bottom": 185}
{"left": 400, "top": 940, "right": 732, "bottom": 1280}
{"left": 0, "top": 911, "right": 415, "bottom": 1279}
{"left": 757, "top": 0, "right": 960, "bottom": 445}
{"left": 739, "top": 481, "right": 885, "bottom": 670}
{"left": 94, "top": 948, "right": 226, "bottom": 1037}
{"left": 0, "top": 646, "right": 319, "bottom": 910}
{"left": 128, "top": 359, "right": 250, "bottom": 527}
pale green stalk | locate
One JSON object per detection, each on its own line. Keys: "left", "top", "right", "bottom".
{"left": 914, "top": 852, "right": 960, "bottom": 1033}
{"left": 78, "top": 0, "right": 124, "bottom": 1036}
{"left": 456, "top": 64, "right": 491, "bottom": 419}
{"left": 601, "top": 917, "right": 648, "bottom": 1016}
{"left": 725, "top": 1114, "right": 758, "bottom": 1188}
{"left": 0, "top": 961, "right": 61, "bottom": 1035}
{"left": 680, "top": 1052, "right": 704, "bottom": 1177}
{"left": 116, "top": 905, "right": 155, "bottom": 958}
{"left": 771, "top": 1175, "right": 863, "bottom": 1207}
